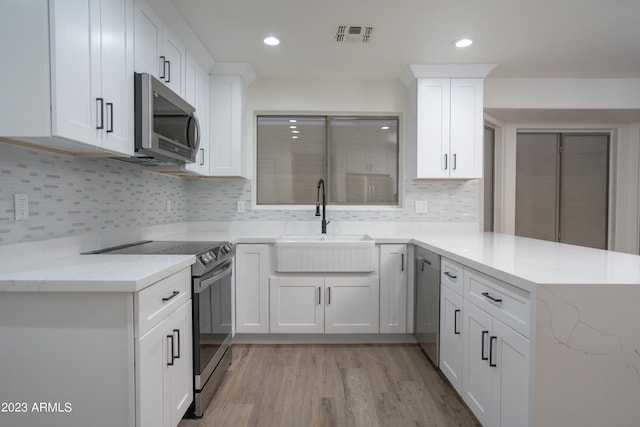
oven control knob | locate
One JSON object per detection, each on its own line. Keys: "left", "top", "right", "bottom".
{"left": 209, "top": 251, "right": 217, "bottom": 260}
{"left": 220, "top": 246, "right": 228, "bottom": 255}
{"left": 200, "top": 254, "right": 209, "bottom": 265}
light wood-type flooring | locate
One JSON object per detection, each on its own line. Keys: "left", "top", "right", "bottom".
{"left": 179, "top": 344, "right": 480, "bottom": 427}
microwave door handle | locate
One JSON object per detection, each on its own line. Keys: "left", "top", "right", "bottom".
{"left": 189, "top": 112, "right": 201, "bottom": 151}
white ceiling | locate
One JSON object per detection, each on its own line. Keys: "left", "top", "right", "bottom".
{"left": 171, "top": 0, "right": 640, "bottom": 80}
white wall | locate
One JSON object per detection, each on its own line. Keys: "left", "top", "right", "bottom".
{"left": 485, "top": 78, "right": 640, "bottom": 254}
{"left": 485, "top": 78, "right": 640, "bottom": 109}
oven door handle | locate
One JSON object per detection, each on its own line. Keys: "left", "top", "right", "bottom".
{"left": 195, "top": 261, "right": 233, "bottom": 293}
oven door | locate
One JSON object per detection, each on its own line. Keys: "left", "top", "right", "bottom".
{"left": 192, "top": 259, "right": 233, "bottom": 391}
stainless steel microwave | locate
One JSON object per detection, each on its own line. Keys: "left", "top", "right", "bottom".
{"left": 131, "top": 72, "right": 200, "bottom": 166}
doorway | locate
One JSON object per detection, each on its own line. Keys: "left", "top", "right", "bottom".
{"left": 515, "top": 132, "right": 609, "bottom": 249}
{"left": 483, "top": 126, "right": 495, "bottom": 232}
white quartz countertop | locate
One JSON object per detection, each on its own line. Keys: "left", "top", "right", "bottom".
{"left": 2, "top": 229, "right": 640, "bottom": 293}
{"left": 410, "top": 233, "right": 640, "bottom": 290}
{"left": 163, "top": 230, "right": 640, "bottom": 289}
{"left": 0, "top": 254, "right": 195, "bottom": 292}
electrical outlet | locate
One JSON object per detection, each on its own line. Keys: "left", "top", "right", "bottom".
{"left": 415, "top": 200, "right": 428, "bottom": 214}
{"left": 237, "top": 201, "right": 245, "bottom": 213}
{"left": 14, "top": 193, "right": 29, "bottom": 220}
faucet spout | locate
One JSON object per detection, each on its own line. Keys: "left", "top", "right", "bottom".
{"left": 316, "top": 179, "right": 328, "bottom": 234}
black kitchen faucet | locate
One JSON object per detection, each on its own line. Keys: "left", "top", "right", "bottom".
{"left": 315, "top": 179, "right": 330, "bottom": 234}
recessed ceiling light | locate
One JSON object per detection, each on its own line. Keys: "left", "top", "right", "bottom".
{"left": 380, "top": 126, "right": 390, "bottom": 130}
{"left": 289, "top": 125, "right": 297, "bottom": 129}
{"left": 289, "top": 119, "right": 297, "bottom": 123}
{"left": 263, "top": 36, "right": 281, "bottom": 46}
{"left": 455, "top": 38, "right": 473, "bottom": 48}
{"left": 292, "top": 136, "right": 299, "bottom": 139}
{"left": 292, "top": 130, "right": 300, "bottom": 134}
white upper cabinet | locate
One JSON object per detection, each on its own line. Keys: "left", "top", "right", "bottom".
{"left": 0, "top": 0, "right": 134, "bottom": 156}
{"left": 402, "top": 64, "right": 494, "bottom": 180}
{"left": 414, "top": 78, "right": 483, "bottom": 179}
{"left": 184, "top": 53, "right": 210, "bottom": 175}
{"left": 209, "top": 63, "right": 256, "bottom": 177}
{"left": 449, "top": 79, "right": 484, "bottom": 178}
{"left": 134, "top": 0, "right": 185, "bottom": 97}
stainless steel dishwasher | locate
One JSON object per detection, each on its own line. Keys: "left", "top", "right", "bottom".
{"left": 414, "top": 247, "right": 441, "bottom": 366}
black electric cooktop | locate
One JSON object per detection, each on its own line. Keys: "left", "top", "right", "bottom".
{"left": 87, "top": 240, "right": 224, "bottom": 255}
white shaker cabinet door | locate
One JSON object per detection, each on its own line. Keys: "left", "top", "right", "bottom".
{"left": 162, "top": 31, "right": 185, "bottom": 97}
{"left": 379, "top": 244, "right": 407, "bottom": 333}
{"left": 50, "top": 0, "right": 101, "bottom": 146}
{"left": 449, "top": 79, "right": 483, "bottom": 179}
{"left": 462, "top": 299, "right": 497, "bottom": 427}
{"left": 324, "top": 276, "right": 379, "bottom": 334}
{"left": 134, "top": 0, "right": 162, "bottom": 78}
{"left": 494, "top": 317, "right": 530, "bottom": 427}
{"left": 415, "top": 78, "right": 450, "bottom": 178}
{"left": 270, "top": 276, "right": 325, "bottom": 333}
{"left": 235, "top": 244, "right": 271, "bottom": 333}
{"left": 99, "top": 0, "right": 134, "bottom": 155}
{"left": 136, "top": 300, "right": 192, "bottom": 427}
{"left": 439, "top": 285, "right": 463, "bottom": 393}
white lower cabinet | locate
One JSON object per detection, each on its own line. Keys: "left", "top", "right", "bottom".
{"left": 462, "top": 297, "right": 529, "bottom": 427}
{"left": 235, "top": 244, "right": 271, "bottom": 333}
{"left": 270, "top": 276, "right": 324, "bottom": 333}
{"left": 137, "top": 300, "right": 193, "bottom": 427}
{"left": 0, "top": 267, "right": 193, "bottom": 427}
{"left": 379, "top": 244, "right": 407, "bottom": 333}
{"left": 270, "top": 276, "right": 379, "bottom": 334}
{"left": 440, "top": 257, "right": 531, "bottom": 427}
{"left": 439, "top": 285, "right": 463, "bottom": 393}
{"left": 135, "top": 268, "right": 192, "bottom": 427}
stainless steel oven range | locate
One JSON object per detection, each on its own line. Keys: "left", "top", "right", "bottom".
{"left": 87, "top": 240, "right": 235, "bottom": 418}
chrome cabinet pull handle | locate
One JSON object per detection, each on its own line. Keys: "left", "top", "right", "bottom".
{"left": 401, "top": 253, "right": 404, "bottom": 271}
{"left": 453, "top": 153, "right": 457, "bottom": 170}
{"left": 166, "top": 60, "right": 171, "bottom": 83}
{"left": 444, "top": 153, "right": 448, "bottom": 170}
{"left": 482, "top": 292, "right": 503, "bottom": 303}
{"left": 199, "top": 148, "right": 205, "bottom": 165}
{"left": 444, "top": 271, "right": 457, "bottom": 280}
{"left": 328, "top": 287, "right": 331, "bottom": 305}
{"left": 454, "top": 309, "right": 460, "bottom": 335}
{"left": 162, "top": 290, "right": 179, "bottom": 302}
{"left": 317, "top": 286, "right": 321, "bottom": 305}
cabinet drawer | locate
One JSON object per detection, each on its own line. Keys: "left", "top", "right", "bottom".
{"left": 441, "top": 258, "right": 464, "bottom": 295}
{"left": 464, "top": 268, "right": 530, "bottom": 338}
{"left": 135, "top": 268, "right": 191, "bottom": 338}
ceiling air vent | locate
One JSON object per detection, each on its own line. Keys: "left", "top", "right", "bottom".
{"left": 335, "top": 25, "right": 374, "bottom": 43}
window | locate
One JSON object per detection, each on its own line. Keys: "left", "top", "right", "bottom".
{"left": 256, "top": 115, "right": 399, "bottom": 205}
